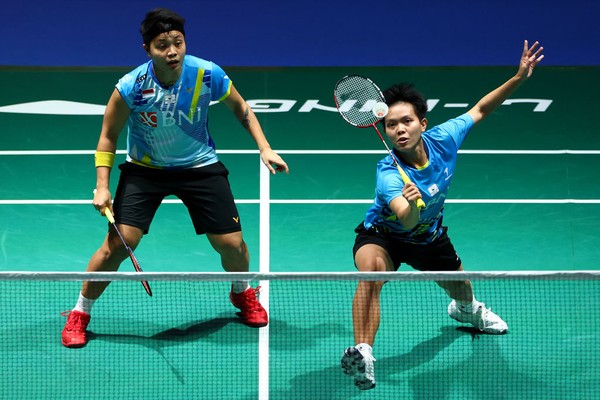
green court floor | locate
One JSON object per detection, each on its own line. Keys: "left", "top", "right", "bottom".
{"left": 0, "top": 66, "right": 599, "bottom": 399}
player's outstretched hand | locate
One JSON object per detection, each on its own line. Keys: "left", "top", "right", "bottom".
{"left": 518, "top": 40, "right": 544, "bottom": 80}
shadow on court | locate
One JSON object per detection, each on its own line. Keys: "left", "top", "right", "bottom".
{"left": 88, "top": 315, "right": 242, "bottom": 384}
{"left": 408, "top": 330, "right": 550, "bottom": 400}
{"left": 89, "top": 315, "right": 241, "bottom": 344}
{"left": 267, "top": 318, "right": 348, "bottom": 351}
{"left": 260, "top": 326, "right": 470, "bottom": 400}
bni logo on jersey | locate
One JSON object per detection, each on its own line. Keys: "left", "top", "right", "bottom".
{"left": 140, "top": 112, "right": 158, "bottom": 127}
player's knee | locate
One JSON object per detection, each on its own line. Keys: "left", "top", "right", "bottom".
{"left": 356, "top": 255, "right": 388, "bottom": 272}
{"left": 214, "top": 236, "right": 247, "bottom": 258}
{"left": 355, "top": 245, "right": 392, "bottom": 272}
{"left": 358, "top": 279, "right": 385, "bottom": 295}
{"left": 101, "top": 237, "right": 130, "bottom": 261}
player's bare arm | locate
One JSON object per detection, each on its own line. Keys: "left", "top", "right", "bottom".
{"left": 389, "top": 183, "right": 421, "bottom": 229}
{"left": 468, "top": 40, "right": 544, "bottom": 125}
{"left": 93, "top": 89, "right": 130, "bottom": 214}
{"left": 224, "top": 84, "right": 289, "bottom": 174}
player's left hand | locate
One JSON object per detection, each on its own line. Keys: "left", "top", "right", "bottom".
{"left": 518, "top": 40, "right": 544, "bottom": 79}
{"left": 260, "top": 148, "right": 289, "bottom": 174}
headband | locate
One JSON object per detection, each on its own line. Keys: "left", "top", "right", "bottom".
{"left": 143, "top": 22, "right": 185, "bottom": 45}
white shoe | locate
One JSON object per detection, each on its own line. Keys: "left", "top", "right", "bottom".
{"left": 341, "top": 346, "right": 376, "bottom": 390}
{"left": 448, "top": 300, "right": 508, "bottom": 334}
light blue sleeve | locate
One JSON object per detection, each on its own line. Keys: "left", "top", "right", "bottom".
{"left": 114, "top": 63, "right": 150, "bottom": 109}
{"left": 433, "top": 113, "right": 474, "bottom": 148}
{"left": 210, "top": 62, "right": 232, "bottom": 102}
{"left": 115, "top": 73, "right": 136, "bottom": 108}
{"left": 378, "top": 166, "right": 405, "bottom": 206}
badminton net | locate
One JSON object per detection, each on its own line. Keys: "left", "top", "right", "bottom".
{"left": 0, "top": 270, "right": 598, "bottom": 400}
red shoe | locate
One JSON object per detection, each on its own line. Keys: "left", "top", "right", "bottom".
{"left": 61, "top": 310, "right": 91, "bottom": 348}
{"left": 230, "top": 286, "right": 268, "bottom": 327}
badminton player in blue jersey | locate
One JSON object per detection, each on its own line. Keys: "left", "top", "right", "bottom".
{"left": 342, "top": 40, "right": 544, "bottom": 389}
{"left": 62, "top": 8, "right": 289, "bottom": 348}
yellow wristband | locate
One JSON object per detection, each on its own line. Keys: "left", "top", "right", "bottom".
{"left": 95, "top": 151, "right": 115, "bottom": 168}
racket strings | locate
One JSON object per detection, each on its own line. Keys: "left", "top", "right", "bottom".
{"left": 334, "top": 75, "right": 385, "bottom": 127}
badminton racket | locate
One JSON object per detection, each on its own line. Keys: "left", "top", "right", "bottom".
{"left": 333, "top": 75, "right": 426, "bottom": 209}
{"left": 104, "top": 207, "right": 153, "bottom": 297}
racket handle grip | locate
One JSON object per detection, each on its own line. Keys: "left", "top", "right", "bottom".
{"left": 104, "top": 207, "right": 116, "bottom": 224}
{"left": 396, "top": 166, "right": 427, "bottom": 210}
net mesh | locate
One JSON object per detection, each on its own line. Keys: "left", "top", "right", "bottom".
{"left": 334, "top": 75, "right": 385, "bottom": 127}
{"left": 1, "top": 271, "right": 599, "bottom": 399}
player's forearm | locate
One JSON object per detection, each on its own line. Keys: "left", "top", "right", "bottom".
{"left": 239, "top": 106, "right": 272, "bottom": 152}
{"left": 392, "top": 198, "right": 420, "bottom": 230}
{"left": 473, "top": 75, "right": 526, "bottom": 119}
{"left": 399, "top": 206, "right": 419, "bottom": 230}
{"left": 95, "top": 167, "right": 111, "bottom": 190}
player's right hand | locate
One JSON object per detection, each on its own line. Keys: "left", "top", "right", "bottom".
{"left": 402, "top": 182, "right": 422, "bottom": 205}
{"left": 92, "top": 187, "right": 112, "bottom": 215}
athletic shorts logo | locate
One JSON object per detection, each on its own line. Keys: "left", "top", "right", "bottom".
{"left": 139, "top": 112, "right": 157, "bottom": 127}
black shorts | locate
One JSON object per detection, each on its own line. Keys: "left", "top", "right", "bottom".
{"left": 352, "top": 223, "right": 462, "bottom": 271}
{"left": 112, "top": 161, "right": 241, "bottom": 235}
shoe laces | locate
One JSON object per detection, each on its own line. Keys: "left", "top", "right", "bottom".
{"left": 61, "top": 310, "right": 88, "bottom": 330}
{"left": 238, "top": 286, "right": 263, "bottom": 312}
{"left": 475, "top": 304, "right": 492, "bottom": 330}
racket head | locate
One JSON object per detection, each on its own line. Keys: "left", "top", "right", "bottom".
{"left": 334, "top": 75, "right": 386, "bottom": 128}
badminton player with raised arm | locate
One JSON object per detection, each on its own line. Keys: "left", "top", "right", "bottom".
{"left": 61, "top": 8, "right": 289, "bottom": 348}
{"left": 342, "top": 40, "right": 544, "bottom": 389}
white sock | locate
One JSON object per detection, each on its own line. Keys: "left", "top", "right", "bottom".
{"left": 356, "top": 343, "right": 373, "bottom": 356}
{"left": 73, "top": 292, "right": 95, "bottom": 314}
{"left": 457, "top": 297, "right": 481, "bottom": 313}
{"left": 231, "top": 281, "right": 250, "bottom": 294}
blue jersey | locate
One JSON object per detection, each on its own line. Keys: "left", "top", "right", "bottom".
{"left": 363, "top": 113, "right": 474, "bottom": 243}
{"left": 115, "top": 55, "right": 232, "bottom": 168}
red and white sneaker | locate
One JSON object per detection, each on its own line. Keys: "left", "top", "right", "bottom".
{"left": 230, "top": 286, "right": 268, "bottom": 327}
{"left": 61, "top": 310, "right": 91, "bottom": 348}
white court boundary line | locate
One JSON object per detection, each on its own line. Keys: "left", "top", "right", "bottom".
{"left": 1, "top": 149, "right": 598, "bottom": 205}
{"left": 258, "top": 160, "right": 270, "bottom": 400}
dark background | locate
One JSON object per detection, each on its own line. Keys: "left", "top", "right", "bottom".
{"left": 3, "top": 0, "right": 598, "bottom": 67}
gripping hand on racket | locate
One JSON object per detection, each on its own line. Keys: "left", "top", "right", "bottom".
{"left": 92, "top": 186, "right": 112, "bottom": 216}
{"left": 401, "top": 182, "right": 423, "bottom": 208}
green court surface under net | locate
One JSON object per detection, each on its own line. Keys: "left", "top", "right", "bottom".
{"left": 1, "top": 271, "right": 598, "bottom": 400}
